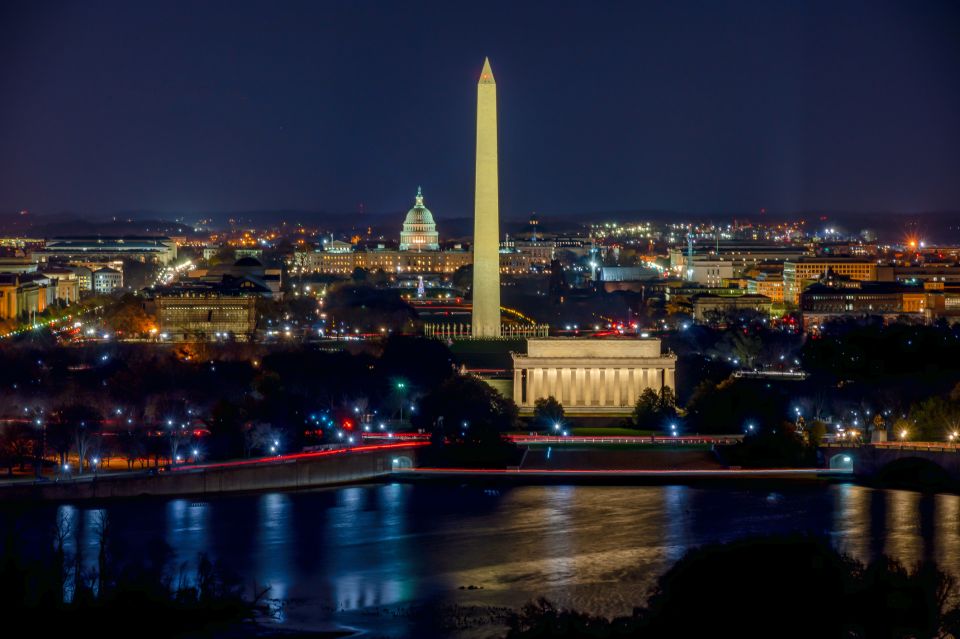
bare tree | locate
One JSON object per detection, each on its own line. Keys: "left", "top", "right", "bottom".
{"left": 52, "top": 509, "right": 74, "bottom": 602}
{"left": 93, "top": 511, "right": 110, "bottom": 596}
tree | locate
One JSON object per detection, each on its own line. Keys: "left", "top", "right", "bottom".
{"left": 452, "top": 264, "right": 472, "bottom": 294}
{"left": 205, "top": 399, "right": 248, "bottom": 459}
{"left": 910, "top": 396, "right": 960, "bottom": 441}
{"left": 657, "top": 386, "right": 678, "bottom": 420}
{"left": 244, "top": 423, "right": 282, "bottom": 457}
{"left": 807, "top": 419, "right": 828, "bottom": 445}
{"left": 0, "top": 423, "right": 34, "bottom": 474}
{"left": 102, "top": 294, "right": 154, "bottom": 337}
{"left": 892, "top": 417, "right": 913, "bottom": 441}
{"left": 533, "top": 396, "right": 565, "bottom": 430}
{"left": 632, "top": 388, "right": 660, "bottom": 430}
{"left": 377, "top": 336, "right": 455, "bottom": 390}
{"left": 118, "top": 428, "right": 147, "bottom": 469}
{"left": 413, "top": 374, "right": 518, "bottom": 446}
{"left": 58, "top": 404, "right": 102, "bottom": 474}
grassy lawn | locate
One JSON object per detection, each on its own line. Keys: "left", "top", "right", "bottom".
{"left": 524, "top": 442, "right": 713, "bottom": 451}
{"left": 507, "top": 427, "right": 656, "bottom": 437}
{"left": 571, "top": 427, "right": 655, "bottom": 436}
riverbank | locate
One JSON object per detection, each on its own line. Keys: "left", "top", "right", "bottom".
{"left": 395, "top": 466, "right": 851, "bottom": 486}
{"left": 0, "top": 443, "right": 425, "bottom": 501}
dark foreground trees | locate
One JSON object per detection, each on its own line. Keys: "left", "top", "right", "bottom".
{"left": 414, "top": 374, "right": 521, "bottom": 467}
{"left": 0, "top": 514, "right": 264, "bottom": 635}
{"left": 533, "top": 396, "right": 565, "bottom": 431}
{"left": 506, "top": 535, "right": 960, "bottom": 639}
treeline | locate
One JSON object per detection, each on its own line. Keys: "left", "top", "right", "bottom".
{"left": 676, "top": 320, "right": 960, "bottom": 439}
{"left": 0, "top": 336, "right": 460, "bottom": 470}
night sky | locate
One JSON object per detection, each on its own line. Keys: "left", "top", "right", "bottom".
{"left": 1, "top": 0, "right": 958, "bottom": 220}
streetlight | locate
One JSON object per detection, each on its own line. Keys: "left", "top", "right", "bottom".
{"left": 396, "top": 381, "right": 408, "bottom": 423}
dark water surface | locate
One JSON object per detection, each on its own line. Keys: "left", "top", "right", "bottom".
{"left": 4, "top": 482, "right": 960, "bottom": 637}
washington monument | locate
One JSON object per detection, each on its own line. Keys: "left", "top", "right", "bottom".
{"left": 471, "top": 57, "right": 501, "bottom": 338}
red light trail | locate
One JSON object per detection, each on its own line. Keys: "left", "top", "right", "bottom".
{"left": 169, "top": 441, "right": 428, "bottom": 472}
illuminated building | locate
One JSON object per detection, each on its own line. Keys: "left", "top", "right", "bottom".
{"left": 34, "top": 236, "right": 177, "bottom": 265}
{"left": 0, "top": 272, "right": 49, "bottom": 320}
{"left": 0, "top": 258, "right": 38, "bottom": 274}
{"left": 0, "top": 237, "right": 45, "bottom": 250}
{"left": 150, "top": 278, "right": 267, "bottom": 341}
{"left": 512, "top": 338, "right": 676, "bottom": 415}
{"left": 399, "top": 187, "right": 440, "bottom": 251}
{"left": 784, "top": 258, "right": 878, "bottom": 304}
{"left": 669, "top": 242, "right": 807, "bottom": 283}
{"left": 38, "top": 266, "right": 81, "bottom": 304}
{"left": 187, "top": 257, "right": 282, "bottom": 298}
{"left": 745, "top": 275, "right": 784, "bottom": 303}
{"left": 92, "top": 266, "right": 123, "bottom": 294}
{"left": 799, "top": 278, "right": 941, "bottom": 330}
{"left": 72, "top": 266, "right": 93, "bottom": 291}
{"left": 876, "top": 264, "right": 960, "bottom": 284}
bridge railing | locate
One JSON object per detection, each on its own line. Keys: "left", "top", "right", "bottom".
{"left": 506, "top": 434, "right": 744, "bottom": 445}
{"left": 822, "top": 442, "right": 960, "bottom": 453}
{"left": 873, "top": 442, "right": 960, "bottom": 453}
{"left": 361, "top": 433, "right": 744, "bottom": 445}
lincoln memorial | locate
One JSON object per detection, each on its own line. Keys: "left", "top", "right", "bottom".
{"left": 511, "top": 338, "right": 677, "bottom": 414}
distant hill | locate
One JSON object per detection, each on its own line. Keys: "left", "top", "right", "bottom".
{"left": 1, "top": 208, "right": 957, "bottom": 245}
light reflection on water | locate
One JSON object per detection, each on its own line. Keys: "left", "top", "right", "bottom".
{"left": 9, "top": 483, "right": 960, "bottom": 637}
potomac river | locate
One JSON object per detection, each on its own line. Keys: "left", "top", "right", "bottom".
{"left": 4, "top": 482, "right": 960, "bottom": 638}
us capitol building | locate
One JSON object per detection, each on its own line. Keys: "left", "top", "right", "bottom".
{"left": 399, "top": 187, "right": 440, "bottom": 251}
{"left": 294, "top": 188, "right": 554, "bottom": 276}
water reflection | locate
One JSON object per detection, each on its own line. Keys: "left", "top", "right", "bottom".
{"left": 257, "top": 493, "right": 291, "bottom": 603}
{"left": 662, "top": 485, "right": 690, "bottom": 564}
{"left": 541, "top": 484, "right": 575, "bottom": 585}
{"left": 885, "top": 489, "right": 923, "bottom": 567}
{"left": 165, "top": 499, "right": 210, "bottom": 577}
{"left": 55, "top": 504, "right": 78, "bottom": 601}
{"left": 11, "top": 482, "right": 960, "bottom": 637}
{"left": 935, "top": 494, "right": 960, "bottom": 570}
{"left": 833, "top": 483, "right": 870, "bottom": 562}
{"left": 374, "top": 482, "right": 412, "bottom": 606}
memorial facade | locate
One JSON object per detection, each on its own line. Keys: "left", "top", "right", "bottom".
{"left": 511, "top": 338, "right": 676, "bottom": 414}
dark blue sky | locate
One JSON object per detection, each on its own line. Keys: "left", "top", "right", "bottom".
{"left": 1, "top": 0, "right": 958, "bottom": 221}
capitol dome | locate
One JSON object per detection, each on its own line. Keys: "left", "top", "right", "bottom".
{"left": 399, "top": 186, "right": 440, "bottom": 251}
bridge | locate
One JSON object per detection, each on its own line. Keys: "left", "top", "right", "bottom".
{"left": 0, "top": 442, "right": 427, "bottom": 501}
{"left": 362, "top": 433, "right": 744, "bottom": 446}
{"left": 822, "top": 442, "right": 960, "bottom": 488}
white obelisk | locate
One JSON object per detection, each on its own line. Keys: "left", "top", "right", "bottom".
{"left": 471, "top": 57, "right": 501, "bottom": 338}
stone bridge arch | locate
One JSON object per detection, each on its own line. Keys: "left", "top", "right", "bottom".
{"left": 877, "top": 456, "right": 951, "bottom": 489}
{"left": 826, "top": 451, "right": 855, "bottom": 471}
{"left": 391, "top": 455, "right": 414, "bottom": 470}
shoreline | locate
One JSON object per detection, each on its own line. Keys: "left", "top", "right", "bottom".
{"left": 393, "top": 467, "right": 853, "bottom": 486}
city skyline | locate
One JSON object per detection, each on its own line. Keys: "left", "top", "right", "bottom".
{"left": 2, "top": 0, "right": 959, "bottom": 219}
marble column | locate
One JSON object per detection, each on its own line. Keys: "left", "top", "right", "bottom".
{"left": 514, "top": 367, "right": 522, "bottom": 405}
